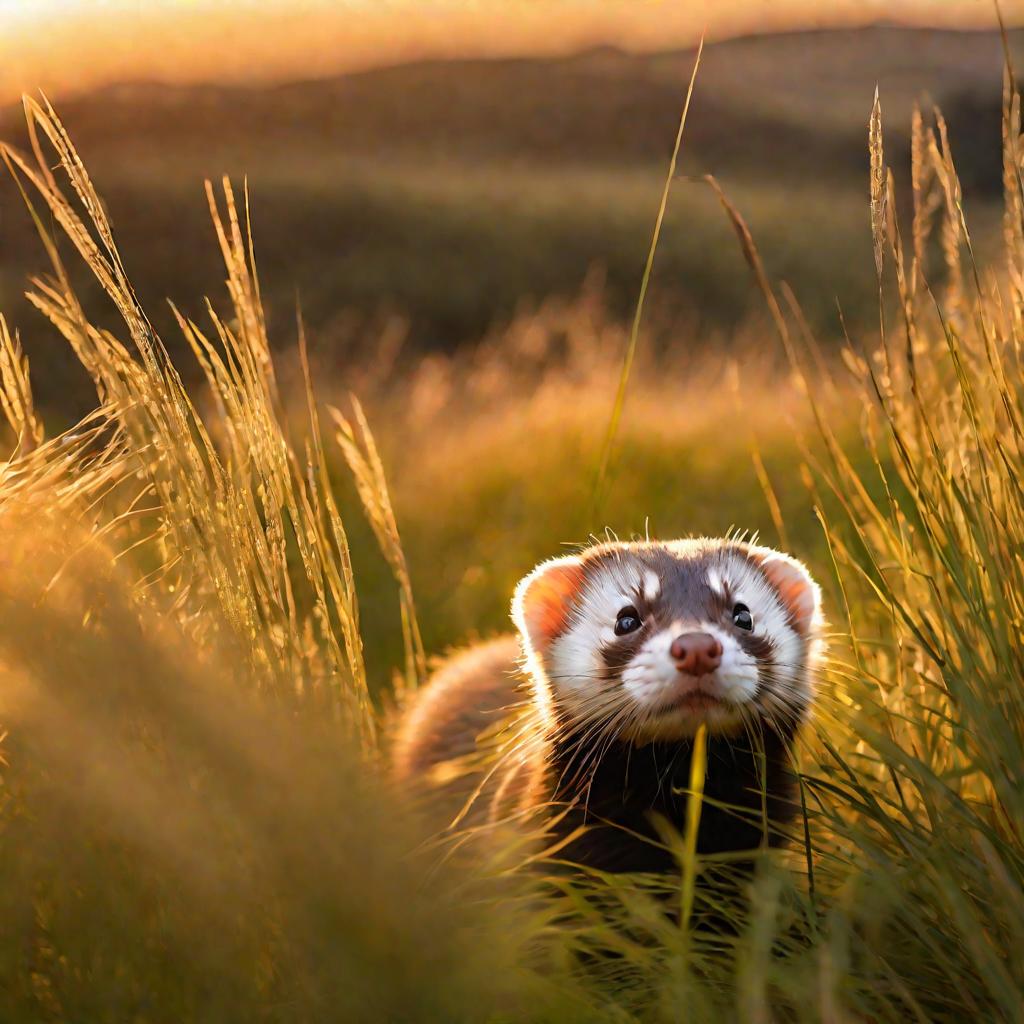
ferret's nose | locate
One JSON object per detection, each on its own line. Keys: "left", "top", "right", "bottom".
{"left": 670, "top": 632, "right": 722, "bottom": 676}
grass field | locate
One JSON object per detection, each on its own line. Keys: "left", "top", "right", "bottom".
{"left": 2, "top": 28, "right": 1024, "bottom": 1023}
{"left": 1, "top": 25, "right": 1019, "bottom": 421}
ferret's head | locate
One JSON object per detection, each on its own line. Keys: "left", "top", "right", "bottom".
{"left": 512, "top": 539, "right": 823, "bottom": 742}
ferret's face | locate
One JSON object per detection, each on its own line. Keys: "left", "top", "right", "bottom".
{"left": 512, "top": 540, "right": 823, "bottom": 742}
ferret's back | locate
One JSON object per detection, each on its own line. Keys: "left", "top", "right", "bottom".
{"left": 391, "top": 635, "right": 526, "bottom": 821}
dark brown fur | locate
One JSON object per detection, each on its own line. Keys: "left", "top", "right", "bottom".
{"left": 391, "top": 637, "right": 546, "bottom": 829}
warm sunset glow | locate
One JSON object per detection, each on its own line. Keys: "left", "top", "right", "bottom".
{"left": 0, "top": 0, "right": 1014, "bottom": 102}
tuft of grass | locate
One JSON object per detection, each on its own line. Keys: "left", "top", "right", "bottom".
{"left": 0, "top": 516, "right": 562, "bottom": 1023}
{"left": 3, "top": 97, "right": 379, "bottom": 739}
{"left": 0, "top": 314, "right": 42, "bottom": 451}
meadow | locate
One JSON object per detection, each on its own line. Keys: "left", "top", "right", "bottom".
{"left": 1, "top": 29, "right": 1024, "bottom": 1023}
{"left": 0, "top": 25, "right": 1019, "bottom": 419}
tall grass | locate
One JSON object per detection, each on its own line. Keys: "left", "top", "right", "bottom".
{"left": 793, "top": 80, "right": 1024, "bottom": 1019}
{"left": 592, "top": 36, "right": 703, "bottom": 514}
{"left": 0, "top": 517, "right": 550, "bottom": 1022}
{"left": 1, "top": 71, "right": 1023, "bottom": 1022}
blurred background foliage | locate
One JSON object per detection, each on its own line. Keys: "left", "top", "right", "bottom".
{"left": 1, "top": 25, "right": 1020, "bottom": 420}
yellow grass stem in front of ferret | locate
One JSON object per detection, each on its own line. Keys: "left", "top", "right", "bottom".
{"left": 680, "top": 722, "right": 708, "bottom": 932}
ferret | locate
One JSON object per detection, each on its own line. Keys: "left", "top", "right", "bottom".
{"left": 392, "top": 538, "right": 824, "bottom": 875}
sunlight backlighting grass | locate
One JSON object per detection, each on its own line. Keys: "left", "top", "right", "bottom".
{"left": 1, "top": 68, "right": 1023, "bottom": 1020}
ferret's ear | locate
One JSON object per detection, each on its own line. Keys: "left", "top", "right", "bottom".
{"left": 749, "top": 546, "right": 822, "bottom": 635}
{"left": 511, "top": 555, "right": 586, "bottom": 654}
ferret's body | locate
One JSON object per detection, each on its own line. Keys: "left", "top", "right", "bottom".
{"left": 393, "top": 539, "right": 823, "bottom": 874}
{"left": 392, "top": 636, "right": 522, "bottom": 797}
{"left": 391, "top": 637, "right": 543, "bottom": 826}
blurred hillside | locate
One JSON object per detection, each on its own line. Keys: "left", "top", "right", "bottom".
{"left": 0, "top": 24, "right": 1020, "bottom": 418}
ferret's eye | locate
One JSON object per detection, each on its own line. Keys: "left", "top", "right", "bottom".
{"left": 614, "top": 606, "right": 642, "bottom": 636}
{"left": 732, "top": 603, "right": 753, "bottom": 631}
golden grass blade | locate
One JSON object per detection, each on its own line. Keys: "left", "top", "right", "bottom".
{"left": 931, "top": 107, "right": 965, "bottom": 315}
{"left": 293, "top": 324, "right": 374, "bottom": 736}
{"left": 869, "top": 87, "right": 887, "bottom": 284}
{"left": 704, "top": 175, "right": 796, "bottom": 366}
{"left": 333, "top": 396, "right": 426, "bottom": 693}
{"left": 680, "top": 722, "right": 708, "bottom": 932}
{"left": 910, "top": 102, "right": 936, "bottom": 302}
{"left": 591, "top": 35, "right": 703, "bottom": 518}
{"left": 0, "top": 316, "right": 43, "bottom": 453}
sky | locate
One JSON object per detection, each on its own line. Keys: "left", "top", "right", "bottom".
{"left": 0, "top": 0, "right": 1018, "bottom": 103}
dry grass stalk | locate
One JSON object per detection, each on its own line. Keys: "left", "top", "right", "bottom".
{"left": 1003, "top": 69, "right": 1024, "bottom": 298}
{"left": 909, "top": 102, "right": 940, "bottom": 306}
{"left": 869, "top": 87, "right": 887, "bottom": 284}
{"left": 930, "top": 107, "right": 965, "bottom": 315}
{"left": 591, "top": 36, "right": 703, "bottom": 517}
{"left": 1, "top": 99, "right": 377, "bottom": 743}
{"left": 333, "top": 396, "right": 426, "bottom": 693}
{"left": 0, "top": 315, "right": 43, "bottom": 452}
